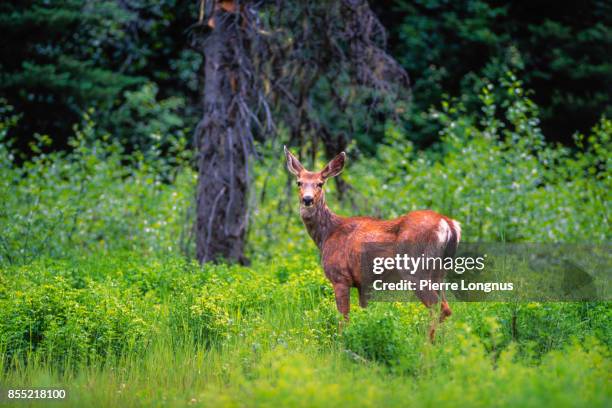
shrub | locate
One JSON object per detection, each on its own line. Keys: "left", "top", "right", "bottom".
{"left": 0, "top": 276, "right": 156, "bottom": 367}
{"left": 0, "top": 106, "right": 195, "bottom": 266}
{"left": 341, "top": 304, "right": 407, "bottom": 365}
{"left": 347, "top": 73, "right": 610, "bottom": 243}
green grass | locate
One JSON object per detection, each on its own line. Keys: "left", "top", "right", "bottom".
{"left": 3, "top": 338, "right": 609, "bottom": 407}
{"left": 1, "top": 253, "right": 610, "bottom": 407}
{"left": 0, "top": 76, "right": 610, "bottom": 406}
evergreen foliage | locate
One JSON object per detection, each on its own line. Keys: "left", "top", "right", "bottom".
{"left": 0, "top": 0, "right": 199, "bottom": 153}
{"left": 1, "top": 1, "right": 609, "bottom": 153}
{"left": 391, "top": 0, "right": 612, "bottom": 145}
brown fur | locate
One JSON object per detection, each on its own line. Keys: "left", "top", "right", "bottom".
{"left": 284, "top": 147, "right": 460, "bottom": 341}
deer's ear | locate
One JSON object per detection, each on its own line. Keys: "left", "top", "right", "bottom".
{"left": 321, "top": 152, "right": 346, "bottom": 179}
{"left": 284, "top": 146, "right": 304, "bottom": 176}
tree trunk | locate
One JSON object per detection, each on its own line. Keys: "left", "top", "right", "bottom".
{"left": 195, "top": 11, "right": 250, "bottom": 264}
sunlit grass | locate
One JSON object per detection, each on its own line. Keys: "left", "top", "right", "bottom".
{"left": 1, "top": 253, "right": 610, "bottom": 407}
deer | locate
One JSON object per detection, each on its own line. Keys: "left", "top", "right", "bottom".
{"left": 284, "top": 146, "right": 461, "bottom": 341}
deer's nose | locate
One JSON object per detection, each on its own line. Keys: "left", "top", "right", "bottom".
{"left": 302, "top": 196, "right": 314, "bottom": 206}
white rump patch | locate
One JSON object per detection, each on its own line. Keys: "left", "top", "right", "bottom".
{"left": 451, "top": 220, "right": 462, "bottom": 243}
{"left": 437, "top": 219, "right": 452, "bottom": 244}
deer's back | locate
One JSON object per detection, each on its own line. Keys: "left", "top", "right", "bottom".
{"left": 320, "top": 210, "right": 460, "bottom": 287}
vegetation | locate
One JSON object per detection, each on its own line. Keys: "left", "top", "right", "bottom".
{"left": 389, "top": 0, "right": 612, "bottom": 145}
{"left": 1, "top": 73, "right": 610, "bottom": 405}
{"left": 1, "top": 1, "right": 610, "bottom": 406}
{"left": 2, "top": 1, "right": 610, "bottom": 154}
{"left": 0, "top": 0, "right": 199, "bottom": 152}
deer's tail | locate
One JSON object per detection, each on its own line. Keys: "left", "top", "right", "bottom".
{"left": 433, "top": 217, "right": 461, "bottom": 304}
{"left": 438, "top": 217, "right": 461, "bottom": 257}
{"left": 445, "top": 218, "right": 461, "bottom": 257}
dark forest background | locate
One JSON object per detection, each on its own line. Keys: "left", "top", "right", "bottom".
{"left": 2, "top": 0, "right": 610, "bottom": 156}
{"left": 1, "top": 3, "right": 610, "bottom": 403}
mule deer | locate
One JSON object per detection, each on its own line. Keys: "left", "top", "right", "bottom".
{"left": 284, "top": 147, "right": 461, "bottom": 341}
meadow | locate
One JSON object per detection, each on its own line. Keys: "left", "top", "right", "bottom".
{"left": 1, "top": 79, "right": 610, "bottom": 407}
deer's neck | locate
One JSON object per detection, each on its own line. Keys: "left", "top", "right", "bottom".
{"left": 300, "top": 200, "right": 341, "bottom": 250}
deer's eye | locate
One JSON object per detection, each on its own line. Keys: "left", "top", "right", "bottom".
{"left": 296, "top": 181, "right": 302, "bottom": 187}
{"left": 317, "top": 183, "right": 324, "bottom": 188}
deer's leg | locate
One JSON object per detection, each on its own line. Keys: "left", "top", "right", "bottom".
{"left": 418, "top": 289, "right": 439, "bottom": 343}
{"left": 431, "top": 270, "right": 452, "bottom": 324}
{"left": 440, "top": 299, "right": 452, "bottom": 323}
{"left": 430, "top": 290, "right": 452, "bottom": 341}
{"left": 357, "top": 286, "right": 368, "bottom": 308}
{"left": 439, "top": 287, "right": 452, "bottom": 323}
{"left": 333, "top": 283, "right": 350, "bottom": 317}
{"left": 333, "top": 283, "right": 350, "bottom": 333}
{"left": 428, "top": 299, "right": 452, "bottom": 342}
{"left": 428, "top": 307, "right": 438, "bottom": 343}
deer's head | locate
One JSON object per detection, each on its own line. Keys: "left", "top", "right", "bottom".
{"left": 284, "top": 146, "right": 346, "bottom": 211}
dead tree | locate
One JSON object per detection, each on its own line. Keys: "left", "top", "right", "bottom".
{"left": 192, "top": 1, "right": 265, "bottom": 264}
{"left": 191, "top": 0, "right": 409, "bottom": 264}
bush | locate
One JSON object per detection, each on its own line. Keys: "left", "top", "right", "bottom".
{"left": 342, "top": 304, "right": 412, "bottom": 366}
{"left": 0, "top": 276, "right": 156, "bottom": 367}
{"left": 168, "top": 257, "right": 338, "bottom": 348}
{"left": 0, "top": 105, "right": 195, "bottom": 266}
{"left": 347, "top": 73, "right": 610, "bottom": 243}
{"left": 393, "top": 1, "right": 612, "bottom": 145}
